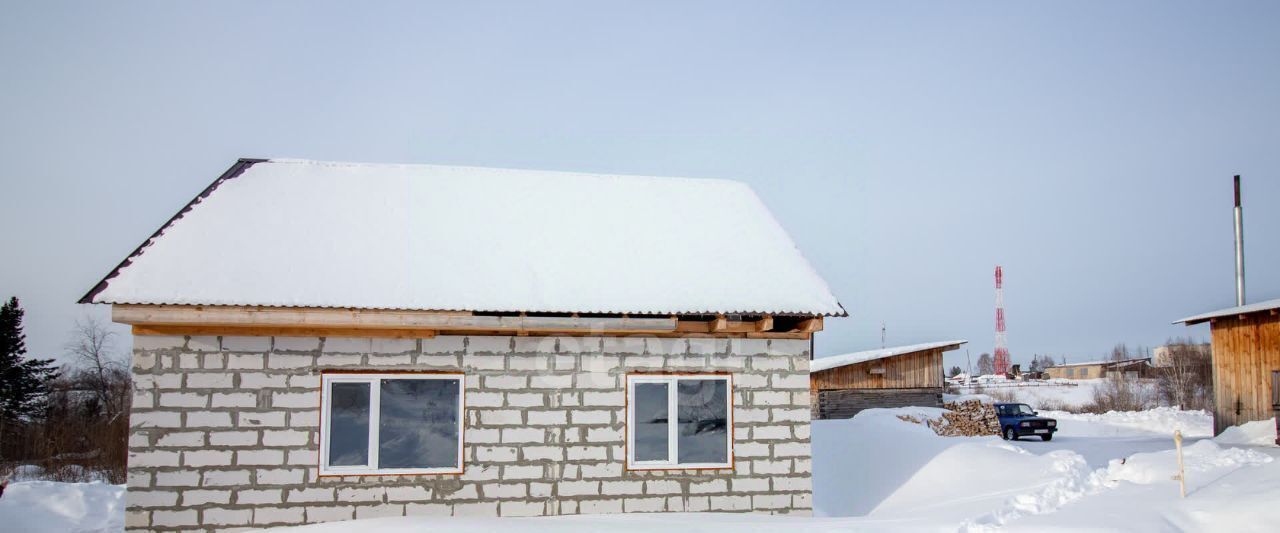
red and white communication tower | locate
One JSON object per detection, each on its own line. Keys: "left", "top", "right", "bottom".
{"left": 993, "top": 265, "right": 1011, "bottom": 376}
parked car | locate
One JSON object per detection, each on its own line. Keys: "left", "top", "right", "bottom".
{"left": 994, "top": 402, "right": 1057, "bottom": 441}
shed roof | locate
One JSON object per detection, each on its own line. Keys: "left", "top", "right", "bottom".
{"left": 1173, "top": 297, "right": 1280, "bottom": 325}
{"left": 81, "top": 159, "right": 845, "bottom": 317}
{"left": 810, "top": 340, "right": 966, "bottom": 373}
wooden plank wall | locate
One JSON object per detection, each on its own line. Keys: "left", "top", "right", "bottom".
{"left": 1209, "top": 312, "right": 1280, "bottom": 434}
{"left": 813, "top": 388, "right": 945, "bottom": 420}
{"left": 809, "top": 348, "right": 944, "bottom": 392}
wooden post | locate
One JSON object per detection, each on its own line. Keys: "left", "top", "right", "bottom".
{"left": 1173, "top": 430, "right": 1186, "bottom": 498}
{"left": 1272, "top": 371, "right": 1279, "bottom": 446}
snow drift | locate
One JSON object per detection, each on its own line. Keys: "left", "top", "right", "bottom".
{"left": 0, "top": 481, "right": 124, "bottom": 532}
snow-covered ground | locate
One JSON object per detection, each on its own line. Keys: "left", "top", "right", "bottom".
{"left": 3, "top": 409, "right": 1275, "bottom": 532}
{"left": 0, "top": 480, "right": 124, "bottom": 532}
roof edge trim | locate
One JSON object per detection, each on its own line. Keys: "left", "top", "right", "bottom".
{"left": 78, "top": 158, "right": 267, "bottom": 304}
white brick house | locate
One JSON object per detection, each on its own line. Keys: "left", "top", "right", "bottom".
{"left": 82, "top": 159, "right": 845, "bottom": 531}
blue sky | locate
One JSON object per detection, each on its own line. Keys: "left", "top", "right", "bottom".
{"left": 2, "top": 1, "right": 1278, "bottom": 369}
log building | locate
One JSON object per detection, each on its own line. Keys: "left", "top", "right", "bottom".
{"left": 809, "top": 340, "right": 965, "bottom": 420}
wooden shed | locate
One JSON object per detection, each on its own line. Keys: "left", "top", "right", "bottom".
{"left": 1176, "top": 297, "right": 1280, "bottom": 436}
{"left": 809, "top": 340, "right": 966, "bottom": 420}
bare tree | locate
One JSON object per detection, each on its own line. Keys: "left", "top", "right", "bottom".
{"left": 64, "top": 317, "right": 129, "bottom": 419}
{"left": 975, "top": 353, "right": 994, "bottom": 376}
{"left": 1156, "top": 337, "right": 1213, "bottom": 411}
{"left": 1109, "top": 342, "right": 1131, "bottom": 362}
{"left": 1090, "top": 370, "right": 1154, "bottom": 412}
{"left": 0, "top": 316, "right": 132, "bottom": 483}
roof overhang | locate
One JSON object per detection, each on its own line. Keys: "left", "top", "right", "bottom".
{"left": 811, "top": 340, "right": 967, "bottom": 373}
{"left": 1173, "top": 297, "right": 1280, "bottom": 325}
{"left": 113, "top": 304, "right": 825, "bottom": 339}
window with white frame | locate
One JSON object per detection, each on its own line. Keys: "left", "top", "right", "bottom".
{"left": 626, "top": 374, "right": 732, "bottom": 470}
{"left": 319, "top": 373, "right": 464, "bottom": 476}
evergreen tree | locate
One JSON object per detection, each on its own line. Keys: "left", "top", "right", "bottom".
{"left": 0, "top": 297, "right": 59, "bottom": 428}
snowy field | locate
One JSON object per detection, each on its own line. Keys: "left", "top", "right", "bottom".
{"left": 3, "top": 408, "right": 1275, "bottom": 532}
{"left": 951, "top": 378, "right": 1157, "bottom": 411}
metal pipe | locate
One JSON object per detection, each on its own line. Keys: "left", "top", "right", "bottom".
{"left": 1234, "top": 175, "right": 1246, "bottom": 306}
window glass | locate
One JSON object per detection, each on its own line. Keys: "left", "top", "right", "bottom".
{"left": 627, "top": 375, "right": 731, "bottom": 469}
{"left": 321, "top": 374, "right": 463, "bottom": 475}
{"left": 327, "top": 382, "right": 370, "bottom": 467}
{"left": 633, "top": 382, "right": 669, "bottom": 462}
{"left": 677, "top": 379, "right": 728, "bottom": 464}
{"left": 379, "top": 378, "right": 460, "bottom": 469}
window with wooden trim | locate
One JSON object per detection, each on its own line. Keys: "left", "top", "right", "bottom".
{"left": 626, "top": 374, "right": 732, "bottom": 470}
{"left": 319, "top": 373, "right": 464, "bottom": 476}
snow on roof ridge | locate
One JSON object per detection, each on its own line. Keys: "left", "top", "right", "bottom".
{"left": 811, "top": 340, "right": 967, "bottom": 373}
{"left": 264, "top": 158, "right": 745, "bottom": 187}
{"left": 1173, "top": 297, "right": 1280, "bottom": 325}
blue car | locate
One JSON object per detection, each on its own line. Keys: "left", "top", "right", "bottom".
{"left": 994, "top": 402, "right": 1057, "bottom": 441}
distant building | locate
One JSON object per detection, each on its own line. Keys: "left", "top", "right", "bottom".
{"left": 809, "top": 340, "right": 966, "bottom": 419}
{"left": 1175, "top": 298, "right": 1280, "bottom": 435}
{"left": 1043, "top": 358, "right": 1154, "bottom": 380}
{"left": 1152, "top": 343, "right": 1211, "bottom": 367}
{"left": 1153, "top": 346, "right": 1172, "bottom": 367}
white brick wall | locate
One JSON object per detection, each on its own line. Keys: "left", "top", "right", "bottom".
{"left": 126, "top": 334, "right": 813, "bottom": 531}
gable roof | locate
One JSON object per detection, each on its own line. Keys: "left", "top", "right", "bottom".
{"left": 1173, "top": 297, "right": 1280, "bottom": 325}
{"left": 810, "top": 340, "right": 966, "bottom": 373}
{"left": 82, "top": 159, "right": 846, "bottom": 317}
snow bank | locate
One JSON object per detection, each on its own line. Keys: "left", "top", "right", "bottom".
{"left": 1105, "top": 440, "right": 1272, "bottom": 491}
{"left": 265, "top": 513, "right": 865, "bottom": 533}
{"left": 1216, "top": 418, "right": 1278, "bottom": 446}
{"left": 814, "top": 406, "right": 1100, "bottom": 528}
{"left": 0, "top": 481, "right": 124, "bottom": 532}
{"left": 1041, "top": 407, "right": 1213, "bottom": 438}
{"left": 811, "top": 406, "right": 955, "bottom": 517}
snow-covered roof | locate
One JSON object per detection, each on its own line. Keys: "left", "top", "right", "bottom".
{"left": 1050, "top": 357, "right": 1150, "bottom": 368}
{"left": 1173, "top": 297, "right": 1280, "bottom": 325}
{"left": 82, "top": 159, "right": 846, "bottom": 316}
{"left": 811, "top": 340, "right": 966, "bottom": 373}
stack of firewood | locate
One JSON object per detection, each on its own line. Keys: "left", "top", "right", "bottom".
{"left": 895, "top": 400, "right": 1001, "bottom": 437}
{"left": 927, "top": 399, "right": 1000, "bottom": 437}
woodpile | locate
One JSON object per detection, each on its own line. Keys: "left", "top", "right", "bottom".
{"left": 896, "top": 399, "right": 1000, "bottom": 437}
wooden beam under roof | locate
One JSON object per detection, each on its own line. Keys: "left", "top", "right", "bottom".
{"left": 792, "top": 318, "right": 823, "bottom": 333}
{"left": 114, "top": 304, "right": 675, "bottom": 332}
{"left": 754, "top": 315, "right": 774, "bottom": 332}
{"left": 116, "top": 304, "right": 822, "bottom": 339}
{"left": 133, "top": 325, "right": 437, "bottom": 339}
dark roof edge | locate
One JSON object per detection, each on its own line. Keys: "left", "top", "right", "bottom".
{"left": 78, "top": 158, "right": 268, "bottom": 304}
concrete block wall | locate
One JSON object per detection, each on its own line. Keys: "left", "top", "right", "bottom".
{"left": 125, "top": 334, "right": 813, "bottom": 531}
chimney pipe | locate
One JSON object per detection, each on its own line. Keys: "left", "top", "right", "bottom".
{"left": 1234, "top": 175, "right": 1246, "bottom": 307}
